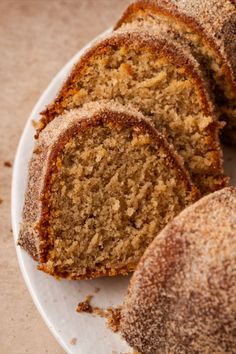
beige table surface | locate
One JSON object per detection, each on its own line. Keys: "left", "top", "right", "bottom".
{"left": 0, "top": 1, "right": 129, "bottom": 353}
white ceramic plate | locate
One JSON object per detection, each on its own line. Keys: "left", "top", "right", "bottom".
{"left": 11, "top": 28, "right": 236, "bottom": 354}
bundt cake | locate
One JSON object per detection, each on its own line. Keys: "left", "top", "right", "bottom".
{"left": 18, "top": 102, "right": 198, "bottom": 279}
{"left": 39, "top": 27, "right": 226, "bottom": 194}
{"left": 121, "top": 187, "right": 236, "bottom": 354}
{"left": 115, "top": 0, "right": 236, "bottom": 144}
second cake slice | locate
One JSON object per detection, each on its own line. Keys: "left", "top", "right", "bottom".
{"left": 39, "top": 27, "right": 227, "bottom": 194}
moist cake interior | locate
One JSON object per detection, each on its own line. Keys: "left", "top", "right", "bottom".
{"left": 42, "top": 122, "right": 193, "bottom": 278}
{"left": 54, "top": 41, "right": 222, "bottom": 193}
{"left": 116, "top": 10, "right": 236, "bottom": 140}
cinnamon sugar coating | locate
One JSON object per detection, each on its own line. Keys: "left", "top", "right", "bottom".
{"left": 121, "top": 187, "right": 236, "bottom": 354}
{"left": 115, "top": 0, "right": 236, "bottom": 143}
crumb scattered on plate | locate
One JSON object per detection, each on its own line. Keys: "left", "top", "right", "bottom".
{"left": 70, "top": 337, "right": 77, "bottom": 345}
{"left": 76, "top": 295, "right": 94, "bottom": 313}
{"left": 76, "top": 295, "right": 121, "bottom": 332}
{"left": 105, "top": 307, "right": 121, "bottom": 333}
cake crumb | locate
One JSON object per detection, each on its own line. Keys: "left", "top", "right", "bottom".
{"left": 0, "top": 198, "right": 3, "bottom": 205}
{"left": 70, "top": 337, "right": 77, "bottom": 345}
{"left": 4, "top": 161, "right": 12, "bottom": 167}
{"left": 92, "top": 306, "right": 107, "bottom": 317}
{"left": 106, "top": 307, "right": 121, "bottom": 332}
{"left": 76, "top": 295, "right": 121, "bottom": 333}
{"left": 76, "top": 295, "right": 93, "bottom": 313}
{"left": 94, "top": 287, "right": 100, "bottom": 293}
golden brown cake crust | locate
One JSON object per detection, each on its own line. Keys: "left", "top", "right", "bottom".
{"left": 115, "top": 0, "right": 236, "bottom": 142}
{"left": 18, "top": 102, "right": 198, "bottom": 280}
{"left": 115, "top": 0, "right": 236, "bottom": 91}
{"left": 121, "top": 186, "right": 236, "bottom": 354}
{"left": 39, "top": 27, "right": 217, "bottom": 134}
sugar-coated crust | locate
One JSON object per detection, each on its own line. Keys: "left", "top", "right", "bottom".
{"left": 115, "top": 0, "right": 236, "bottom": 142}
{"left": 18, "top": 101, "right": 198, "bottom": 279}
{"left": 115, "top": 0, "right": 236, "bottom": 93}
{"left": 121, "top": 186, "right": 236, "bottom": 353}
{"left": 39, "top": 26, "right": 218, "bottom": 132}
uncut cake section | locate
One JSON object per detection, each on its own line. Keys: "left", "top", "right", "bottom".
{"left": 38, "top": 27, "right": 226, "bottom": 195}
{"left": 120, "top": 187, "right": 236, "bottom": 354}
{"left": 115, "top": 0, "right": 236, "bottom": 143}
{"left": 18, "top": 102, "right": 198, "bottom": 280}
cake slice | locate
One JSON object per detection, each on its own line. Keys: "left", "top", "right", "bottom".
{"left": 121, "top": 187, "right": 236, "bottom": 353}
{"left": 115, "top": 0, "right": 236, "bottom": 144}
{"left": 39, "top": 27, "right": 226, "bottom": 194}
{"left": 18, "top": 102, "right": 198, "bottom": 280}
